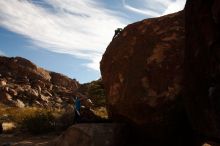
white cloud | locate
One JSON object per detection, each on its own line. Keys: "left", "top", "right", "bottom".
{"left": 162, "top": 0, "right": 186, "bottom": 15}
{"left": 0, "top": 0, "right": 127, "bottom": 71}
{"left": 122, "top": 0, "right": 162, "bottom": 17}
{"left": 0, "top": 50, "right": 5, "bottom": 56}
{"left": 122, "top": 0, "right": 186, "bottom": 17}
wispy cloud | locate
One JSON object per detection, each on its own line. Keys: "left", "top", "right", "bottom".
{"left": 122, "top": 0, "right": 186, "bottom": 17}
{"left": 0, "top": 0, "right": 186, "bottom": 71}
{"left": 122, "top": 0, "right": 162, "bottom": 17}
{"left": 0, "top": 0, "right": 127, "bottom": 70}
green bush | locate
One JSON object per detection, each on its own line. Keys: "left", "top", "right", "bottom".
{"left": 22, "top": 110, "right": 55, "bottom": 134}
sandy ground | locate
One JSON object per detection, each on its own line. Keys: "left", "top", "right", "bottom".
{"left": 0, "top": 122, "right": 60, "bottom": 146}
{"left": 0, "top": 132, "right": 59, "bottom": 146}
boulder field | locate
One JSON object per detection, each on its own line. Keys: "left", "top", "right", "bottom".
{"left": 0, "top": 56, "right": 79, "bottom": 109}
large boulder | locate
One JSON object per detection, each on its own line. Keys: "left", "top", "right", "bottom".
{"left": 100, "top": 11, "right": 191, "bottom": 145}
{"left": 0, "top": 91, "right": 13, "bottom": 104}
{"left": 13, "top": 99, "right": 25, "bottom": 108}
{"left": 0, "top": 79, "right": 6, "bottom": 86}
{"left": 185, "top": 0, "right": 220, "bottom": 141}
{"left": 46, "top": 124, "right": 129, "bottom": 146}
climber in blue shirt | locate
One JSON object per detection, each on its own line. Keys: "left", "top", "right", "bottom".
{"left": 74, "top": 96, "right": 81, "bottom": 123}
{"left": 75, "top": 97, "right": 81, "bottom": 113}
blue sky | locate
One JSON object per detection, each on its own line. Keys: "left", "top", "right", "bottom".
{"left": 0, "top": 0, "right": 186, "bottom": 83}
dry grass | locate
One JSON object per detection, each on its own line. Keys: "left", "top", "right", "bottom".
{"left": 1, "top": 103, "right": 78, "bottom": 133}
{"left": 0, "top": 103, "right": 63, "bottom": 123}
{"left": 0, "top": 103, "right": 67, "bottom": 134}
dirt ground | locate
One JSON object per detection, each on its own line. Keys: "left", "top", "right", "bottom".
{"left": 0, "top": 132, "right": 59, "bottom": 146}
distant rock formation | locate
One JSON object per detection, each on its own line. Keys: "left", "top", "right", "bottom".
{"left": 185, "top": 0, "right": 220, "bottom": 141}
{"left": 0, "top": 56, "right": 79, "bottom": 109}
{"left": 101, "top": 11, "right": 192, "bottom": 145}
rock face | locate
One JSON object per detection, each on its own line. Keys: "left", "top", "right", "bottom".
{"left": 0, "top": 56, "right": 80, "bottom": 109}
{"left": 185, "top": 0, "right": 220, "bottom": 140}
{"left": 50, "top": 72, "right": 79, "bottom": 90}
{"left": 100, "top": 11, "right": 192, "bottom": 145}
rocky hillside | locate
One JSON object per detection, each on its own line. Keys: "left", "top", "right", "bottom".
{"left": 78, "top": 79, "right": 106, "bottom": 107}
{"left": 0, "top": 56, "right": 79, "bottom": 109}
{"left": 100, "top": 11, "right": 191, "bottom": 145}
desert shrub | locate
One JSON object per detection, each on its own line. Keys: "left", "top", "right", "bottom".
{"left": 22, "top": 110, "right": 55, "bottom": 134}
{"left": 11, "top": 108, "right": 38, "bottom": 123}
{"left": 79, "top": 79, "right": 106, "bottom": 107}
{"left": 0, "top": 105, "right": 73, "bottom": 134}
{"left": 0, "top": 107, "right": 41, "bottom": 124}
